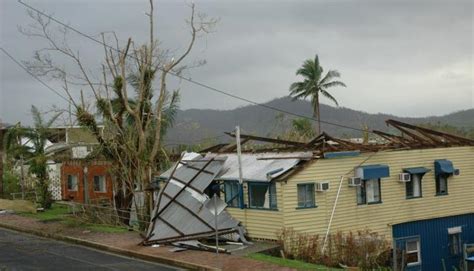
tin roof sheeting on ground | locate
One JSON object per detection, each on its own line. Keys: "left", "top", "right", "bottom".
{"left": 145, "top": 156, "right": 240, "bottom": 245}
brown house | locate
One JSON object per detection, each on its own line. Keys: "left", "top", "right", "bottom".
{"left": 61, "top": 160, "right": 113, "bottom": 204}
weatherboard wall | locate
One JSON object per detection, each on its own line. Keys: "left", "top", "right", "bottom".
{"left": 279, "top": 146, "right": 474, "bottom": 240}
{"left": 226, "top": 181, "right": 284, "bottom": 240}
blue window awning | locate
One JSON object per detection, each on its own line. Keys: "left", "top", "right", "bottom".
{"left": 434, "top": 159, "right": 455, "bottom": 175}
{"left": 355, "top": 164, "right": 390, "bottom": 180}
{"left": 403, "top": 167, "right": 431, "bottom": 175}
{"left": 324, "top": 151, "right": 360, "bottom": 159}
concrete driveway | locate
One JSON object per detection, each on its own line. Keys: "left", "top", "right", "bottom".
{"left": 0, "top": 228, "right": 184, "bottom": 270}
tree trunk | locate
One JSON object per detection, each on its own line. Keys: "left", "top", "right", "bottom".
{"left": 314, "top": 93, "right": 321, "bottom": 135}
{"left": 114, "top": 182, "right": 133, "bottom": 225}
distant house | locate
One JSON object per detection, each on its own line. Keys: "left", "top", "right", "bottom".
{"left": 48, "top": 126, "right": 114, "bottom": 204}
{"left": 61, "top": 160, "right": 113, "bottom": 204}
{"left": 45, "top": 126, "right": 103, "bottom": 200}
{"left": 159, "top": 119, "right": 474, "bottom": 271}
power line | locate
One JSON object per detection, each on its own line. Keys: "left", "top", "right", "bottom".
{"left": 17, "top": 0, "right": 371, "bottom": 134}
{"left": 164, "top": 134, "right": 228, "bottom": 146}
{"left": 1, "top": 47, "right": 71, "bottom": 104}
{"left": 1, "top": 46, "right": 227, "bottom": 146}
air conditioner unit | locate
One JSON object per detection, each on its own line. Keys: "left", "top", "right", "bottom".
{"left": 348, "top": 177, "right": 362, "bottom": 187}
{"left": 453, "top": 169, "right": 460, "bottom": 176}
{"left": 315, "top": 182, "right": 330, "bottom": 192}
{"left": 398, "top": 173, "right": 411, "bottom": 183}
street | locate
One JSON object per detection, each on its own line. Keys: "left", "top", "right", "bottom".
{"left": 0, "top": 228, "right": 184, "bottom": 271}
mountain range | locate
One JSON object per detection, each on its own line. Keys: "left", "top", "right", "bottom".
{"left": 165, "top": 97, "right": 474, "bottom": 145}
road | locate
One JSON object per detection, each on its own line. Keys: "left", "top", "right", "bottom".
{"left": 0, "top": 228, "right": 184, "bottom": 271}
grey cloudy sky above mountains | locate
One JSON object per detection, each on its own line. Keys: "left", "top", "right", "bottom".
{"left": 1, "top": 0, "right": 473, "bottom": 125}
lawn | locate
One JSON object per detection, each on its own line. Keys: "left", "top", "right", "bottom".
{"left": 19, "top": 203, "right": 128, "bottom": 233}
{"left": 247, "top": 253, "right": 342, "bottom": 271}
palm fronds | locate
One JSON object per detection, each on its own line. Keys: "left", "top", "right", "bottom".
{"left": 288, "top": 54, "right": 346, "bottom": 133}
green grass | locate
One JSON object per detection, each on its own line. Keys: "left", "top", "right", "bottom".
{"left": 19, "top": 203, "right": 128, "bottom": 233}
{"left": 247, "top": 253, "right": 341, "bottom": 271}
{"left": 20, "top": 203, "right": 70, "bottom": 221}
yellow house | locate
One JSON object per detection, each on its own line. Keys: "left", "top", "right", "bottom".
{"left": 156, "top": 120, "right": 473, "bottom": 270}
{"left": 226, "top": 146, "right": 474, "bottom": 241}
{"left": 215, "top": 120, "right": 474, "bottom": 270}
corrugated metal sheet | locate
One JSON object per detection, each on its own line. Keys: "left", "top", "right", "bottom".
{"left": 210, "top": 152, "right": 313, "bottom": 182}
{"left": 161, "top": 152, "right": 313, "bottom": 182}
{"left": 393, "top": 213, "right": 474, "bottom": 271}
{"left": 145, "top": 156, "right": 240, "bottom": 245}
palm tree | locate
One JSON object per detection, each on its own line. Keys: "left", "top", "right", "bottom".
{"left": 4, "top": 106, "right": 61, "bottom": 208}
{"left": 289, "top": 54, "right": 346, "bottom": 134}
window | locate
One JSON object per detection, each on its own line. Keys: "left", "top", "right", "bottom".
{"left": 93, "top": 175, "right": 106, "bottom": 192}
{"left": 406, "top": 174, "right": 423, "bottom": 198}
{"left": 357, "top": 179, "right": 381, "bottom": 204}
{"left": 297, "top": 183, "right": 315, "bottom": 208}
{"left": 436, "top": 174, "right": 448, "bottom": 195}
{"left": 248, "top": 182, "right": 277, "bottom": 210}
{"left": 67, "top": 175, "right": 78, "bottom": 191}
{"left": 224, "top": 181, "right": 241, "bottom": 207}
{"left": 449, "top": 233, "right": 462, "bottom": 256}
{"left": 406, "top": 239, "right": 421, "bottom": 266}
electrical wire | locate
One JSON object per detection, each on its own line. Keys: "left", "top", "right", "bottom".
{"left": 17, "top": 0, "right": 373, "bottom": 135}
{"left": 1, "top": 47, "right": 71, "bottom": 104}
{"left": 1, "top": 47, "right": 228, "bottom": 146}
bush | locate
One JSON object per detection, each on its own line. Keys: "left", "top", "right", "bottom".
{"left": 277, "top": 227, "right": 391, "bottom": 269}
{"left": 2, "top": 170, "right": 21, "bottom": 198}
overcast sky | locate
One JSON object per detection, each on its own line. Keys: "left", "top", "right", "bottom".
{"left": 1, "top": 0, "right": 473, "bottom": 125}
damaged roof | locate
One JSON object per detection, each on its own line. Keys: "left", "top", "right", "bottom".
{"left": 199, "top": 119, "right": 474, "bottom": 156}
{"left": 161, "top": 152, "right": 313, "bottom": 182}
{"left": 145, "top": 155, "right": 240, "bottom": 245}
{"left": 208, "top": 152, "right": 313, "bottom": 182}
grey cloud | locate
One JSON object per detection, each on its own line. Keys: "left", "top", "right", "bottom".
{"left": 1, "top": 0, "right": 472, "bottom": 125}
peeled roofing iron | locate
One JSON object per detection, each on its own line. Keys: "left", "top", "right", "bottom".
{"left": 160, "top": 152, "right": 313, "bottom": 182}
{"left": 144, "top": 154, "right": 240, "bottom": 245}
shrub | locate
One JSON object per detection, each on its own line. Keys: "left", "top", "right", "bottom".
{"left": 276, "top": 227, "right": 391, "bottom": 269}
{"left": 2, "top": 170, "right": 21, "bottom": 198}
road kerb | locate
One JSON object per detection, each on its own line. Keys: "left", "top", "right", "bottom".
{"left": 0, "top": 222, "right": 220, "bottom": 271}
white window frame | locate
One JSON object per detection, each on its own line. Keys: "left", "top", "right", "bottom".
{"left": 93, "top": 175, "right": 106, "bottom": 192}
{"left": 248, "top": 182, "right": 277, "bottom": 210}
{"left": 357, "top": 178, "right": 382, "bottom": 205}
{"left": 406, "top": 173, "right": 422, "bottom": 198}
{"left": 448, "top": 231, "right": 462, "bottom": 256}
{"left": 67, "top": 175, "right": 78, "bottom": 191}
{"left": 297, "top": 183, "right": 315, "bottom": 208}
{"left": 406, "top": 239, "right": 421, "bottom": 266}
{"left": 436, "top": 174, "right": 448, "bottom": 195}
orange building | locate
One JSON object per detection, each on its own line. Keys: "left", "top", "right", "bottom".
{"left": 61, "top": 160, "right": 114, "bottom": 203}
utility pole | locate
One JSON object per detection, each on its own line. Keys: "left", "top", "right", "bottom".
{"left": 83, "top": 165, "right": 89, "bottom": 204}
{"left": 0, "top": 123, "right": 4, "bottom": 198}
{"left": 20, "top": 154, "right": 25, "bottom": 199}
{"left": 17, "top": 132, "right": 25, "bottom": 200}
{"left": 235, "top": 126, "right": 244, "bottom": 209}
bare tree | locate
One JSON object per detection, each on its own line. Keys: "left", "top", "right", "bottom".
{"left": 20, "top": 0, "right": 217, "bottom": 227}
